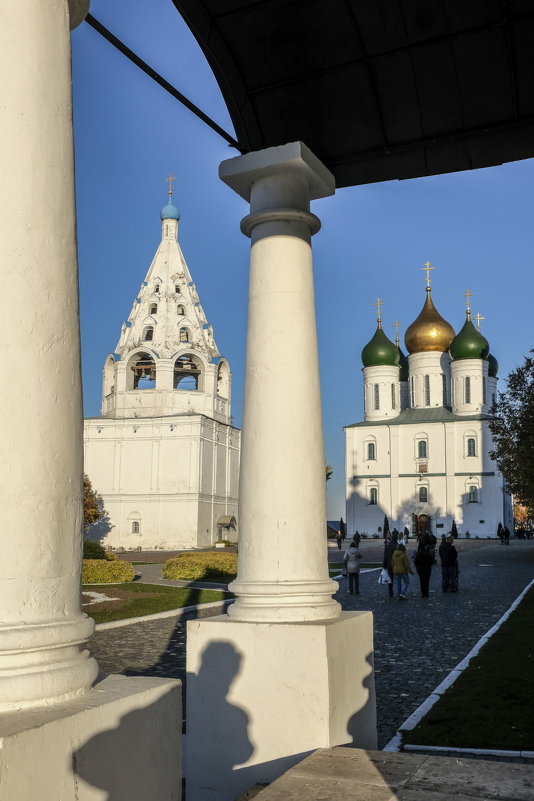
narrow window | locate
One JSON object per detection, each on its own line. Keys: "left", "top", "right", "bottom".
{"left": 150, "top": 303, "right": 157, "bottom": 315}
{"left": 154, "top": 284, "right": 160, "bottom": 294}
{"left": 391, "top": 383, "right": 396, "bottom": 410}
{"left": 179, "top": 328, "right": 189, "bottom": 343}
{"left": 418, "top": 440, "right": 427, "bottom": 459}
{"left": 177, "top": 305, "right": 185, "bottom": 315}
{"left": 363, "top": 388, "right": 367, "bottom": 414}
{"left": 424, "top": 375, "right": 431, "bottom": 406}
{"left": 465, "top": 376, "right": 471, "bottom": 404}
{"left": 468, "top": 485, "right": 478, "bottom": 503}
{"left": 165, "top": 225, "right": 169, "bottom": 236}
{"left": 175, "top": 284, "right": 180, "bottom": 294}
{"left": 367, "top": 442, "right": 375, "bottom": 460}
{"left": 132, "top": 521, "right": 140, "bottom": 533}
{"left": 369, "top": 487, "right": 378, "bottom": 505}
{"left": 451, "top": 379, "right": 455, "bottom": 406}
{"left": 467, "top": 437, "right": 476, "bottom": 457}
{"left": 143, "top": 326, "right": 154, "bottom": 342}
{"left": 482, "top": 376, "right": 487, "bottom": 404}
{"left": 374, "top": 384, "right": 380, "bottom": 411}
{"left": 442, "top": 374, "right": 447, "bottom": 406}
{"left": 419, "top": 486, "right": 428, "bottom": 502}
{"left": 410, "top": 376, "right": 415, "bottom": 407}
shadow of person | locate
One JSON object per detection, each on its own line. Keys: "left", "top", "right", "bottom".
{"left": 72, "top": 682, "right": 181, "bottom": 800}
{"left": 346, "top": 652, "right": 378, "bottom": 749}
{"left": 186, "top": 641, "right": 254, "bottom": 800}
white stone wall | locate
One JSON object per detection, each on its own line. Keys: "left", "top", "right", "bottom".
{"left": 451, "top": 358, "right": 489, "bottom": 415}
{"left": 408, "top": 351, "right": 450, "bottom": 408}
{"left": 362, "top": 365, "right": 401, "bottom": 421}
{"left": 84, "top": 415, "right": 240, "bottom": 549}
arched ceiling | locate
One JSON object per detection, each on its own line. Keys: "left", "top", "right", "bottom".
{"left": 172, "top": 0, "right": 534, "bottom": 187}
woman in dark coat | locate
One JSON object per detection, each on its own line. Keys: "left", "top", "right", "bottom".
{"left": 414, "top": 543, "right": 434, "bottom": 598}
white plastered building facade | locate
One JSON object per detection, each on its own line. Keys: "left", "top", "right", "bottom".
{"left": 84, "top": 196, "right": 240, "bottom": 549}
{"left": 345, "top": 284, "right": 512, "bottom": 539}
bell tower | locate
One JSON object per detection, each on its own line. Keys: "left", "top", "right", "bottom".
{"left": 102, "top": 181, "right": 232, "bottom": 424}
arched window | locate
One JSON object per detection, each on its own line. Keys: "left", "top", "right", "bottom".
{"left": 442, "top": 374, "right": 447, "bottom": 406}
{"left": 175, "top": 284, "right": 181, "bottom": 294}
{"left": 132, "top": 521, "right": 140, "bottom": 534}
{"left": 177, "top": 305, "right": 185, "bottom": 315}
{"left": 482, "top": 376, "right": 487, "bottom": 404}
{"left": 217, "top": 361, "right": 230, "bottom": 399}
{"left": 154, "top": 284, "right": 160, "bottom": 294}
{"left": 465, "top": 376, "right": 471, "bottom": 404}
{"left": 467, "top": 437, "right": 476, "bottom": 457}
{"left": 410, "top": 376, "right": 415, "bottom": 407}
{"left": 143, "top": 326, "right": 154, "bottom": 342}
{"left": 179, "top": 328, "right": 190, "bottom": 343}
{"left": 149, "top": 303, "right": 157, "bottom": 315}
{"left": 369, "top": 487, "right": 378, "bottom": 505}
{"left": 391, "top": 383, "right": 396, "bottom": 410}
{"left": 424, "top": 375, "right": 431, "bottom": 406}
{"left": 374, "top": 384, "right": 380, "bottom": 411}
{"left": 367, "top": 442, "right": 376, "bottom": 460}
{"left": 468, "top": 485, "right": 478, "bottom": 503}
{"left": 419, "top": 486, "right": 428, "bottom": 502}
{"left": 128, "top": 352, "right": 156, "bottom": 390}
{"left": 174, "top": 354, "right": 202, "bottom": 391}
{"left": 418, "top": 440, "right": 427, "bottom": 459}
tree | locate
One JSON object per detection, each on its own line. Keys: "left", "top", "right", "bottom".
{"left": 383, "top": 514, "right": 390, "bottom": 537}
{"left": 451, "top": 519, "right": 458, "bottom": 539}
{"left": 514, "top": 502, "right": 529, "bottom": 527}
{"left": 83, "top": 474, "right": 105, "bottom": 527}
{"left": 488, "top": 351, "right": 534, "bottom": 515}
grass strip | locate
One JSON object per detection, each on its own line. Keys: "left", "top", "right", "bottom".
{"left": 403, "top": 585, "right": 534, "bottom": 751}
{"left": 83, "top": 582, "right": 230, "bottom": 624}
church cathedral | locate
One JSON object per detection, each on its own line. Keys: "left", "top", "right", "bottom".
{"left": 84, "top": 183, "right": 240, "bottom": 549}
{"left": 344, "top": 265, "right": 513, "bottom": 539}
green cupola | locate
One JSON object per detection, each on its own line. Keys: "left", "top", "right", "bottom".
{"left": 487, "top": 352, "right": 498, "bottom": 377}
{"left": 449, "top": 312, "right": 490, "bottom": 360}
{"left": 397, "top": 345, "right": 409, "bottom": 381}
{"left": 362, "top": 322, "right": 400, "bottom": 368}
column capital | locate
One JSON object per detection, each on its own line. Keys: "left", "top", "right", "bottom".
{"left": 69, "top": 0, "right": 90, "bottom": 29}
{"left": 219, "top": 141, "right": 335, "bottom": 202}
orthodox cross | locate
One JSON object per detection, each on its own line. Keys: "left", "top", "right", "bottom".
{"left": 421, "top": 260, "right": 434, "bottom": 287}
{"left": 166, "top": 173, "right": 176, "bottom": 199}
{"left": 462, "top": 289, "right": 474, "bottom": 317}
{"left": 392, "top": 320, "right": 401, "bottom": 346}
{"left": 474, "top": 312, "right": 485, "bottom": 329}
{"left": 373, "top": 297, "right": 384, "bottom": 324}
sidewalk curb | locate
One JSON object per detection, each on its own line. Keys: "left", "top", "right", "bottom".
{"left": 382, "top": 576, "right": 534, "bottom": 752}
{"left": 403, "top": 744, "right": 534, "bottom": 761}
{"left": 94, "top": 597, "right": 234, "bottom": 631}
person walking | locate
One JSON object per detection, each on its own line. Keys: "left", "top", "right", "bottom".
{"left": 504, "top": 526, "right": 511, "bottom": 545}
{"left": 439, "top": 535, "right": 459, "bottom": 592}
{"left": 336, "top": 527, "right": 343, "bottom": 550}
{"left": 391, "top": 543, "right": 413, "bottom": 599}
{"left": 339, "top": 517, "right": 346, "bottom": 544}
{"left": 382, "top": 532, "right": 395, "bottom": 598}
{"left": 343, "top": 540, "right": 362, "bottom": 595}
{"left": 414, "top": 542, "right": 434, "bottom": 597}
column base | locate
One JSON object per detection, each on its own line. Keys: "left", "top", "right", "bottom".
{"left": 0, "top": 615, "right": 98, "bottom": 711}
{"left": 186, "top": 611, "right": 377, "bottom": 801}
{"left": 227, "top": 578, "right": 341, "bottom": 622}
{"left": 0, "top": 674, "right": 181, "bottom": 800}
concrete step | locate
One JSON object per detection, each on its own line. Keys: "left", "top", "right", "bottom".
{"left": 240, "top": 746, "right": 534, "bottom": 800}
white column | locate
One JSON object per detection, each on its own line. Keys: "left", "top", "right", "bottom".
{"left": 0, "top": 0, "right": 98, "bottom": 709}
{"left": 219, "top": 142, "right": 338, "bottom": 622}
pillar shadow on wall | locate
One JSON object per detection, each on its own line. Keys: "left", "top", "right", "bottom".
{"left": 346, "top": 652, "right": 377, "bottom": 748}
{"left": 72, "top": 684, "right": 180, "bottom": 800}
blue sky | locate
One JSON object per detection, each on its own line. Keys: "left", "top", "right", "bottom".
{"left": 72, "top": 0, "right": 534, "bottom": 523}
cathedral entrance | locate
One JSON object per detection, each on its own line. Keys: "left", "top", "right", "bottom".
{"left": 414, "top": 513, "right": 431, "bottom": 538}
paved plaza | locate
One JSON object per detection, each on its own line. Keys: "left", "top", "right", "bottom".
{"left": 90, "top": 540, "right": 534, "bottom": 748}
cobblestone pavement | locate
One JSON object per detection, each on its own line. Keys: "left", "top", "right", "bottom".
{"left": 90, "top": 540, "right": 534, "bottom": 748}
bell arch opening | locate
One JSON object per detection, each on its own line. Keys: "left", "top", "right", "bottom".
{"left": 127, "top": 351, "right": 156, "bottom": 390}
{"left": 174, "top": 353, "right": 203, "bottom": 391}
{"left": 217, "top": 360, "right": 230, "bottom": 399}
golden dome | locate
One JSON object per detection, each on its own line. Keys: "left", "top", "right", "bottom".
{"left": 405, "top": 288, "right": 455, "bottom": 354}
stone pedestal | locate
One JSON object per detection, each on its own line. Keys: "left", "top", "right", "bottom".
{"left": 0, "top": 675, "right": 182, "bottom": 800}
{"left": 186, "top": 613, "right": 376, "bottom": 801}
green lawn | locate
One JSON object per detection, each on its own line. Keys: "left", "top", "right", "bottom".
{"left": 83, "top": 582, "right": 231, "bottom": 624}
{"left": 403, "top": 585, "right": 534, "bottom": 751}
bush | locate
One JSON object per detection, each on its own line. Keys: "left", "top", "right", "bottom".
{"left": 104, "top": 551, "right": 118, "bottom": 561}
{"left": 82, "top": 559, "right": 135, "bottom": 584}
{"left": 83, "top": 540, "right": 107, "bottom": 560}
{"left": 163, "top": 552, "right": 238, "bottom": 581}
